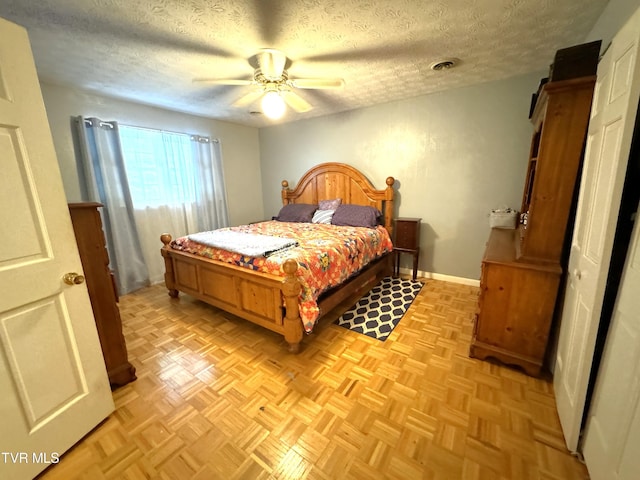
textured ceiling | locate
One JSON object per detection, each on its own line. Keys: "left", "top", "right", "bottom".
{"left": 0, "top": 0, "right": 609, "bottom": 127}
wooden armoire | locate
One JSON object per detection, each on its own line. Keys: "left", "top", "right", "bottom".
{"left": 470, "top": 73, "right": 597, "bottom": 377}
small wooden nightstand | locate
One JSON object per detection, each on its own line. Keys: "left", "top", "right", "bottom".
{"left": 393, "top": 217, "right": 421, "bottom": 280}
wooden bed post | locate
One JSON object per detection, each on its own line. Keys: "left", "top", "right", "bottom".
{"left": 160, "top": 234, "right": 179, "bottom": 298}
{"left": 384, "top": 176, "right": 395, "bottom": 236}
{"left": 281, "top": 180, "right": 291, "bottom": 205}
{"left": 281, "top": 258, "right": 303, "bottom": 353}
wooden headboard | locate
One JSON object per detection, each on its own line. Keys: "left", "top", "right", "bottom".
{"left": 281, "top": 162, "right": 395, "bottom": 234}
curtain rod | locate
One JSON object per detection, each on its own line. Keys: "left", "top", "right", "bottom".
{"left": 120, "top": 122, "right": 219, "bottom": 143}
{"left": 81, "top": 117, "right": 220, "bottom": 143}
{"left": 83, "top": 118, "right": 114, "bottom": 128}
{"left": 191, "top": 135, "right": 219, "bottom": 144}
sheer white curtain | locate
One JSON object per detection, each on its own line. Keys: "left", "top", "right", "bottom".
{"left": 75, "top": 117, "right": 150, "bottom": 294}
{"left": 75, "top": 117, "right": 229, "bottom": 291}
{"left": 118, "top": 126, "right": 229, "bottom": 284}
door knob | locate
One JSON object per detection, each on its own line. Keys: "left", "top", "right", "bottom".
{"left": 573, "top": 269, "right": 582, "bottom": 280}
{"left": 63, "top": 272, "right": 85, "bottom": 285}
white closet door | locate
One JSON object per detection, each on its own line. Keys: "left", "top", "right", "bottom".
{"left": 581, "top": 197, "right": 640, "bottom": 479}
{"left": 554, "top": 6, "right": 640, "bottom": 452}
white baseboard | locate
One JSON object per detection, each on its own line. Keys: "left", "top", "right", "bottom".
{"left": 397, "top": 268, "right": 480, "bottom": 287}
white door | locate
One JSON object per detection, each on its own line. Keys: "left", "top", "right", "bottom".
{"left": 0, "top": 17, "right": 114, "bottom": 480}
{"left": 581, "top": 196, "right": 640, "bottom": 479}
{"left": 554, "top": 7, "right": 640, "bottom": 452}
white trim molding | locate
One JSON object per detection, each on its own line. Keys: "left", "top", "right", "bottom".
{"left": 397, "top": 268, "right": 480, "bottom": 287}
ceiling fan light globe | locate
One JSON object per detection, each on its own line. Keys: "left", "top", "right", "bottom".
{"left": 262, "top": 91, "right": 286, "bottom": 119}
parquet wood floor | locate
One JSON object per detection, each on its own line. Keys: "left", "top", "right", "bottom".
{"left": 38, "top": 279, "right": 589, "bottom": 480}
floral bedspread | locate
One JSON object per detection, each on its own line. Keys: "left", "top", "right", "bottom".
{"left": 170, "top": 221, "right": 393, "bottom": 333}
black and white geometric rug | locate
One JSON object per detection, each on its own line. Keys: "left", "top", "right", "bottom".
{"left": 334, "top": 276, "right": 424, "bottom": 341}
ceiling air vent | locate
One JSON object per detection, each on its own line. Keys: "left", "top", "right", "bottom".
{"left": 430, "top": 58, "right": 460, "bottom": 71}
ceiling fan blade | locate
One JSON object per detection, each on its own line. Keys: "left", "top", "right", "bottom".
{"left": 257, "top": 49, "right": 287, "bottom": 80}
{"left": 193, "top": 78, "right": 253, "bottom": 86}
{"left": 281, "top": 91, "right": 312, "bottom": 113}
{"left": 291, "top": 78, "right": 345, "bottom": 89}
{"left": 232, "top": 89, "right": 264, "bottom": 107}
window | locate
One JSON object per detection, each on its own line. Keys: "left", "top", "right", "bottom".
{"left": 119, "top": 125, "right": 198, "bottom": 208}
{"left": 77, "top": 116, "right": 229, "bottom": 293}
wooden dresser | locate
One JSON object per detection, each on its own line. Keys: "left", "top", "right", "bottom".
{"left": 68, "top": 202, "right": 136, "bottom": 388}
{"left": 470, "top": 75, "right": 596, "bottom": 376}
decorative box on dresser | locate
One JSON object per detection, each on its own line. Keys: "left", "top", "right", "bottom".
{"left": 393, "top": 217, "right": 421, "bottom": 280}
{"left": 68, "top": 202, "right": 136, "bottom": 388}
{"left": 470, "top": 74, "right": 597, "bottom": 377}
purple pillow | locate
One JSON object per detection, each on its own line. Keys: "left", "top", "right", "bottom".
{"left": 319, "top": 198, "right": 342, "bottom": 210}
{"left": 331, "top": 204, "right": 382, "bottom": 228}
{"left": 275, "top": 203, "right": 317, "bottom": 223}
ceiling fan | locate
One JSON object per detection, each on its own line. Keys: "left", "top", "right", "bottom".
{"left": 193, "top": 49, "right": 344, "bottom": 119}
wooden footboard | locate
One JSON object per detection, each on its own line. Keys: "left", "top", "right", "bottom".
{"left": 160, "top": 234, "right": 392, "bottom": 352}
{"left": 161, "top": 234, "right": 304, "bottom": 352}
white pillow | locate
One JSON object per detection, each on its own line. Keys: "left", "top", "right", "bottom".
{"left": 312, "top": 209, "right": 336, "bottom": 224}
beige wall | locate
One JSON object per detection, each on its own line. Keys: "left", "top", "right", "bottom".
{"left": 40, "top": 82, "right": 264, "bottom": 226}
{"left": 259, "top": 72, "right": 543, "bottom": 281}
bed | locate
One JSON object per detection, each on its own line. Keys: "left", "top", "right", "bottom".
{"left": 160, "top": 162, "right": 395, "bottom": 352}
